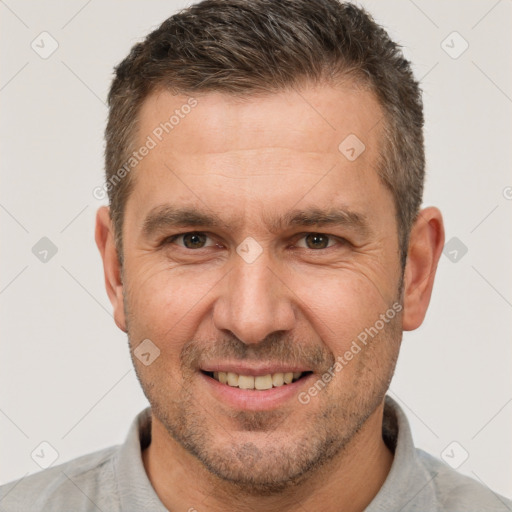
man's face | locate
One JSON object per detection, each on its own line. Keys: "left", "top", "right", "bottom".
{"left": 120, "top": 83, "right": 404, "bottom": 490}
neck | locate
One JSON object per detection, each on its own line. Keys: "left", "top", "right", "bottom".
{"left": 142, "top": 402, "right": 393, "bottom": 512}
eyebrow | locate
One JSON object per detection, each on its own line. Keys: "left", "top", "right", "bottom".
{"left": 142, "top": 205, "right": 371, "bottom": 238}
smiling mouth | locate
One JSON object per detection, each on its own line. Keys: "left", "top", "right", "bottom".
{"left": 202, "top": 371, "right": 313, "bottom": 390}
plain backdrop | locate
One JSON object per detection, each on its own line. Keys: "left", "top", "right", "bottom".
{"left": 1, "top": 0, "right": 511, "bottom": 501}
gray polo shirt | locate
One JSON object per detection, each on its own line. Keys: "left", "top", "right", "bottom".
{"left": 1, "top": 396, "right": 510, "bottom": 511}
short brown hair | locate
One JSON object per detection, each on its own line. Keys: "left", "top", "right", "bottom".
{"left": 105, "top": 0, "right": 424, "bottom": 268}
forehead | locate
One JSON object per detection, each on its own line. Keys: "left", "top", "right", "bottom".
{"left": 139, "top": 83, "right": 383, "bottom": 159}
{"left": 126, "top": 83, "right": 393, "bottom": 234}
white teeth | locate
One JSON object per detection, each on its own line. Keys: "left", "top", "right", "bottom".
{"left": 255, "top": 374, "right": 273, "bottom": 390}
{"left": 272, "top": 373, "right": 284, "bottom": 387}
{"left": 227, "top": 372, "right": 239, "bottom": 386}
{"left": 211, "top": 371, "right": 305, "bottom": 389}
{"left": 238, "top": 375, "right": 255, "bottom": 389}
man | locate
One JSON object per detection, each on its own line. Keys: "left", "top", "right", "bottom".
{"left": 1, "top": 0, "right": 510, "bottom": 510}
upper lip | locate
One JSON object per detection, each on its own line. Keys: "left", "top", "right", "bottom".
{"left": 200, "top": 363, "right": 311, "bottom": 376}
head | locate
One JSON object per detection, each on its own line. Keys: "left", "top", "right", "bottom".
{"left": 96, "top": 0, "right": 444, "bottom": 494}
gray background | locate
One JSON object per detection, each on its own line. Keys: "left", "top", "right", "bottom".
{"left": 1, "top": 0, "right": 511, "bottom": 501}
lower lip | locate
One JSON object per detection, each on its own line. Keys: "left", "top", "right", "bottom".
{"left": 200, "top": 372, "right": 315, "bottom": 411}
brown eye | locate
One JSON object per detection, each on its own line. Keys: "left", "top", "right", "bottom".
{"left": 296, "top": 233, "right": 337, "bottom": 250}
{"left": 182, "top": 233, "right": 208, "bottom": 249}
{"left": 166, "top": 232, "right": 215, "bottom": 249}
{"left": 305, "top": 234, "right": 329, "bottom": 249}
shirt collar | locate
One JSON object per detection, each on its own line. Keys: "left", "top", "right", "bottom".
{"left": 366, "top": 395, "right": 440, "bottom": 511}
{"left": 115, "top": 408, "right": 168, "bottom": 512}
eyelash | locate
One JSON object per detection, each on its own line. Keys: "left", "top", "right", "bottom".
{"left": 161, "top": 231, "right": 348, "bottom": 251}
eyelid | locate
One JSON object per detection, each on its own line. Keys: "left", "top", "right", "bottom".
{"left": 161, "top": 231, "right": 349, "bottom": 250}
{"left": 293, "top": 232, "right": 347, "bottom": 249}
{"left": 162, "top": 231, "right": 218, "bottom": 248}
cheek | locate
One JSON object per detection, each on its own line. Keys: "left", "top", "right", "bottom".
{"left": 124, "top": 260, "right": 220, "bottom": 344}
{"left": 124, "top": 243, "right": 399, "bottom": 356}
{"left": 291, "top": 268, "right": 395, "bottom": 354}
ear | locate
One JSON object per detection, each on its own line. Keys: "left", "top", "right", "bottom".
{"left": 402, "top": 207, "right": 445, "bottom": 331}
{"left": 95, "top": 206, "right": 127, "bottom": 332}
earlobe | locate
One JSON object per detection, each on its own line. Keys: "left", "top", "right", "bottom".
{"left": 95, "top": 206, "right": 127, "bottom": 333}
{"left": 402, "top": 207, "right": 445, "bottom": 331}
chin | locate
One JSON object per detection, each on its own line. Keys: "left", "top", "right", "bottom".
{"left": 188, "top": 435, "right": 341, "bottom": 495}
{"left": 156, "top": 401, "right": 350, "bottom": 495}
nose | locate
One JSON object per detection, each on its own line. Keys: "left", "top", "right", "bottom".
{"left": 212, "top": 250, "right": 296, "bottom": 345}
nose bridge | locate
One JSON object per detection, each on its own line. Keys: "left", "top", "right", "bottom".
{"left": 213, "top": 246, "right": 295, "bottom": 345}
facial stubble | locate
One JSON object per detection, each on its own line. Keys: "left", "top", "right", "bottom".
{"left": 124, "top": 284, "right": 403, "bottom": 495}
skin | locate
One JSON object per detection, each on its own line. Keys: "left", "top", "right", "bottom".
{"left": 96, "top": 82, "right": 444, "bottom": 512}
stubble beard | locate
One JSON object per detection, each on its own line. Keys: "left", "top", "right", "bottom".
{"left": 124, "top": 279, "right": 403, "bottom": 494}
